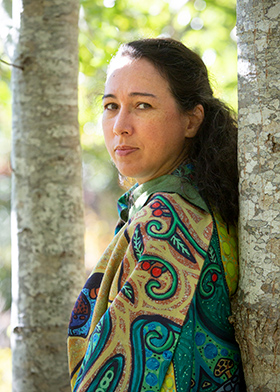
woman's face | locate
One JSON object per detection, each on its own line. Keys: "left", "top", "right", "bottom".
{"left": 102, "top": 57, "right": 194, "bottom": 184}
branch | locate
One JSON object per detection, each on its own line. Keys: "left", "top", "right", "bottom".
{"left": 0, "top": 58, "right": 24, "bottom": 70}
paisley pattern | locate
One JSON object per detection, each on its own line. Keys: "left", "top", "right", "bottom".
{"left": 68, "top": 168, "right": 244, "bottom": 392}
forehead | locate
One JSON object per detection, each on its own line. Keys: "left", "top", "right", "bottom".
{"left": 104, "top": 56, "right": 170, "bottom": 94}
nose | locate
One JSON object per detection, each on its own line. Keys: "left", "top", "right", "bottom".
{"left": 113, "top": 108, "right": 133, "bottom": 136}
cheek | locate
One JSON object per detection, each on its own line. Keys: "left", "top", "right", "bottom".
{"left": 141, "top": 119, "right": 166, "bottom": 140}
{"left": 102, "top": 114, "right": 112, "bottom": 132}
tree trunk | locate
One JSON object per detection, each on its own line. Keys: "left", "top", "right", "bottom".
{"left": 11, "top": 1, "right": 85, "bottom": 391}
{"left": 232, "top": 1, "right": 280, "bottom": 391}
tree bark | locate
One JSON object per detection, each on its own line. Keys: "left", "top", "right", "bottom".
{"left": 233, "top": 1, "right": 280, "bottom": 391}
{"left": 11, "top": 1, "right": 85, "bottom": 391}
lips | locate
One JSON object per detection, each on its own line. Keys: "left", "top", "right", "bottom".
{"left": 114, "top": 145, "right": 139, "bottom": 156}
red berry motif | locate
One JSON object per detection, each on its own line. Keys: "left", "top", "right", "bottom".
{"left": 212, "top": 273, "right": 218, "bottom": 282}
{"left": 151, "top": 202, "right": 161, "bottom": 208}
{"left": 153, "top": 209, "right": 163, "bottom": 217}
{"left": 151, "top": 267, "right": 162, "bottom": 278}
{"left": 142, "top": 261, "right": 151, "bottom": 271}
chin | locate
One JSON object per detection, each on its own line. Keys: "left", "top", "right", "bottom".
{"left": 117, "top": 167, "right": 139, "bottom": 180}
{"left": 118, "top": 174, "right": 137, "bottom": 188}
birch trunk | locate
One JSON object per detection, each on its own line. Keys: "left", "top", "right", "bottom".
{"left": 232, "top": 1, "right": 280, "bottom": 391}
{"left": 11, "top": 1, "right": 85, "bottom": 391}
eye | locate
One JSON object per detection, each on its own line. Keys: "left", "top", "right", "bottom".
{"left": 104, "top": 102, "right": 118, "bottom": 111}
{"left": 137, "top": 102, "right": 152, "bottom": 110}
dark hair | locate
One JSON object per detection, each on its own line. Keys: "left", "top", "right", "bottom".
{"left": 113, "top": 38, "right": 238, "bottom": 225}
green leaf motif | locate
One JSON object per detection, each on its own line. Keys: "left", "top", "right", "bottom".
{"left": 170, "top": 233, "right": 196, "bottom": 264}
{"left": 122, "top": 282, "right": 135, "bottom": 304}
{"left": 132, "top": 224, "right": 144, "bottom": 261}
{"left": 208, "top": 245, "right": 217, "bottom": 264}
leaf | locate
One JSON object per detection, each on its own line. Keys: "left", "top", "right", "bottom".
{"left": 170, "top": 233, "right": 197, "bottom": 264}
{"left": 132, "top": 224, "right": 144, "bottom": 261}
{"left": 121, "top": 282, "right": 135, "bottom": 304}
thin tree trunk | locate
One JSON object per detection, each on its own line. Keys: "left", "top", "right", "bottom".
{"left": 232, "top": 1, "right": 280, "bottom": 391}
{"left": 11, "top": 1, "right": 85, "bottom": 391}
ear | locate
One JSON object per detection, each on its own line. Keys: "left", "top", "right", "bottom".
{"left": 184, "top": 104, "right": 204, "bottom": 138}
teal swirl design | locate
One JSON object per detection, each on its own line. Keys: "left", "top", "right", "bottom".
{"left": 196, "top": 226, "right": 235, "bottom": 340}
{"left": 87, "top": 354, "right": 124, "bottom": 392}
{"left": 145, "top": 324, "right": 176, "bottom": 354}
{"left": 199, "top": 264, "right": 221, "bottom": 298}
{"left": 128, "top": 315, "right": 181, "bottom": 392}
{"left": 73, "top": 310, "right": 112, "bottom": 392}
{"left": 140, "top": 255, "right": 177, "bottom": 300}
{"left": 147, "top": 195, "right": 207, "bottom": 259}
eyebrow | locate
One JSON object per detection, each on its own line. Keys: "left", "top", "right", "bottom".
{"left": 102, "top": 92, "right": 157, "bottom": 100}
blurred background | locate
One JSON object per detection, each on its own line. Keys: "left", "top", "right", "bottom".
{"left": 0, "top": 0, "right": 237, "bottom": 389}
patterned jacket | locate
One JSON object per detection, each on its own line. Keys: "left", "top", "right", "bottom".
{"left": 68, "top": 165, "right": 245, "bottom": 392}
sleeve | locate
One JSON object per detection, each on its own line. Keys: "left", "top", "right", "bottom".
{"left": 71, "top": 192, "right": 213, "bottom": 392}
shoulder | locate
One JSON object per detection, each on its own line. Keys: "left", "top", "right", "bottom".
{"left": 135, "top": 192, "right": 212, "bottom": 228}
{"left": 127, "top": 192, "right": 213, "bottom": 252}
{"left": 148, "top": 192, "right": 210, "bottom": 219}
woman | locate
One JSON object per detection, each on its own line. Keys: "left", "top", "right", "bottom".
{"left": 68, "top": 38, "right": 245, "bottom": 392}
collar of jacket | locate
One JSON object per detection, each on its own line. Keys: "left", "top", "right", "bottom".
{"left": 117, "top": 164, "right": 210, "bottom": 226}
